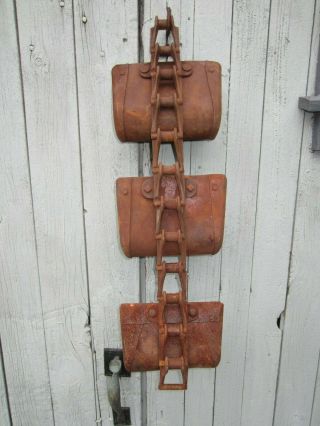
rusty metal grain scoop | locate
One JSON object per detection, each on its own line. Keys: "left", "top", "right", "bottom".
{"left": 112, "top": 7, "right": 226, "bottom": 390}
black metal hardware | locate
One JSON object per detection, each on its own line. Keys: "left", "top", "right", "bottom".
{"left": 104, "top": 348, "right": 131, "bottom": 377}
{"left": 298, "top": 40, "right": 320, "bottom": 151}
{"left": 104, "top": 348, "right": 131, "bottom": 425}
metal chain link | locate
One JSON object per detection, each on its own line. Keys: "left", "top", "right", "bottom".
{"left": 150, "top": 7, "right": 189, "bottom": 390}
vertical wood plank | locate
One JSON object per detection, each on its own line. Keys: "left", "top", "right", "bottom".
{"left": 273, "top": 3, "right": 320, "bottom": 424}
{"left": 73, "top": 0, "right": 141, "bottom": 424}
{"left": 212, "top": 1, "right": 271, "bottom": 424}
{"left": 185, "top": 1, "right": 233, "bottom": 425}
{"left": 240, "top": 1, "right": 317, "bottom": 425}
{"left": 0, "top": 340, "right": 11, "bottom": 426}
{"left": 0, "top": 1, "right": 54, "bottom": 424}
{"left": 15, "top": 1, "right": 97, "bottom": 423}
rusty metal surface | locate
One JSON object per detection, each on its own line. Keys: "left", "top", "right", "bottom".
{"left": 113, "top": 7, "right": 225, "bottom": 390}
{"left": 116, "top": 174, "right": 227, "bottom": 257}
{"left": 120, "top": 301, "right": 224, "bottom": 373}
{"left": 112, "top": 61, "right": 221, "bottom": 142}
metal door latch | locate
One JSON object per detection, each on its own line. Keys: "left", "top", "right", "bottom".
{"left": 298, "top": 40, "right": 320, "bottom": 151}
{"left": 299, "top": 95, "right": 320, "bottom": 151}
{"left": 104, "top": 349, "right": 131, "bottom": 425}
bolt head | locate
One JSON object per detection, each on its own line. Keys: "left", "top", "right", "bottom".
{"left": 140, "top": 63, "right": 150, "bottom": 73}
{"left": 211, "top": 183, "right": 218, "bottom": 191}
{"left": 144, "top": 184, "right": 152, "bottom": 193}
{"left": 148, "top": 308, "right": 156, "bottom": 318}
{"left": 186, "top": 183, "right": 194, "bottom": 192}
{"left": 189, "top": 307, "right": 198, "bottom": 317}
{"left": 182, "top": 63, "right": 192, "bottom": 72}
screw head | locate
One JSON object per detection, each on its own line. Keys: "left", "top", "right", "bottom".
{"left": 82, "top": 16, "right": 87, "bottom": 23}
{"left": 122, "top": 187, "right": 128, "bottom": 195}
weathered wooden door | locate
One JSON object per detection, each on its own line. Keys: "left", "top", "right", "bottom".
{"left": 1, "top": 1, "right": 320, "bottom": 425}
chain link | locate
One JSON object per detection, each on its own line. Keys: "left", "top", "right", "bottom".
{"left": 150, "top": 7, "right": 189, "bottom": 390}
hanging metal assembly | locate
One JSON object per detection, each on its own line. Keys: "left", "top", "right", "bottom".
{"left": 112, "top": 7, "right": 226, "bottom": 390}
{"left": 298, "top": 33, "right": 320, "bottom": 151}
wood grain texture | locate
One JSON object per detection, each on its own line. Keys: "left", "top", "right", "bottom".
{"left": 0, "top": 1, "right": 55, "bottom": 424}
{"left": 185, "top": 1, "right": 233, "bottom": 425}
{"left": 72, "top": 0, "right": 141, "bottom": 424}
{"left": 210, "top": 0, "right": 271, "bottom": 425}
{"left": 273, "top": 3, "right": 320, "bottom": 424}
{"left": 15, "top": 0, "right": 96, "bottom": 424}
{"left": 0, "top": 340, "right": 11, "bottom": 426}
{"left": 241, "top": 1, "right": 317, "bottom": 425}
